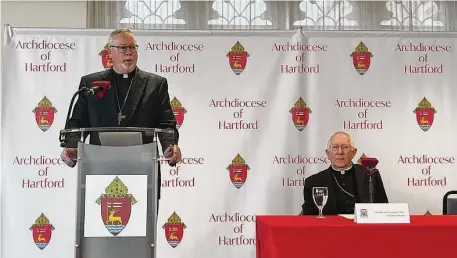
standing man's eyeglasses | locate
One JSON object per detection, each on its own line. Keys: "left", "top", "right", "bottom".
{"left": 110, "top": 45, "right": 139, "bottom": 53}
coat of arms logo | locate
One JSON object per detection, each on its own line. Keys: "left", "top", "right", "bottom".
{"left": 32, "top": 96, "right": 57, "bottom": 132}
{"left": 163, "top": 212, "right": 186, "bottom": 248}
{"left": 226, "top": 41, "right": 249, "bottom": 75}
{"left": 290, "top": 97, "right": 312, "bottom": 131}
{"left": 99, "top": 43, "right": 113, "bottom": 70}
{"left": 29, "top": 213, "right": 54, "bottom": 250}
{"left": 350, "top": 41, "right": 373, "bottom": 75}
{"left": 96, "top": 176, "right": 137, "bottom": 236}
{"left": 227, "top": 154, "right": 250, "bottom": 189}
{"left": 413, "top": 97, "right": 436, "bottom": 132}
{"left": 171, "top": 97, "right": 187, "bottom": 129}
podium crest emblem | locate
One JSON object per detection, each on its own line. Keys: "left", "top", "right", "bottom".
{"left": 170, "top": 97, "right": 187, "bottom": 129}
{"left": 360, "top": 209, "right": 368, "bottom": 218}
{"left": 29, "top": 213, "right": 54, "bottom": 250}
{"left": 96, "top": 176, "right": 137, "bottom": 236}
{"left": 414, "top": 97, "right": 436, "bottom": 132}
{"left": 32, "top": 96, "right": 57, "bottom": 132}
{"left": 99, "top": 43, "right": 113, "bottom": 70}
{"left": 289, "top": 97, "right": 311, "bottom": 131}
{"left": 227, "top": 154, "right": 250, "bottom": 189}
{"left": 350, "top": 41, "right": 373, "bottom": 75}
{"left": 226, "top": 41, "right": 249, "bottom": 75}
{"left": 162, "top": 212, "right": 186, "bottom": 248}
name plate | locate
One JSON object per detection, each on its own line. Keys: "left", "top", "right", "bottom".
{"left": 354, "top": 203, "right": 410, "bottom": 224}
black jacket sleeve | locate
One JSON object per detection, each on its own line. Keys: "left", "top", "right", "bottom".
{"left": 156, "top": 78, "right": 179, "bottom": 153}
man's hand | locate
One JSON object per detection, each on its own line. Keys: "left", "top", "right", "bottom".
{"left": 61, "top": 148, "right": 77, "bottom": 167}
{"left": 165, "top": 144, "right": 181, "bottom": 166}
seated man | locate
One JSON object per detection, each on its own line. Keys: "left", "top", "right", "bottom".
{"left": 300, "top": 131, "right": 388, "bottom": 215}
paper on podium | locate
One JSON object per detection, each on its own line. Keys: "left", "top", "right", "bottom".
{"left": 338, "top": 214, "right": 354, "bottom": 220}
{"left": 354, "top": 203, "right": 410, "bottom": 224}
{"left": 99, "top": 132, "right": 143, "bottom": 146}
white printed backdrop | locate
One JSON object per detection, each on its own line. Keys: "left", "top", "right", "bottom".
{"left": 2, "top": 27, "right": 457, "bottom": 258}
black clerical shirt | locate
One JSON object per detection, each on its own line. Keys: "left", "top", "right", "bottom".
{"left": 110, "top": 68, "right": 136, "bottom": 111}
{"left": 331, "top": 166, "right": 357, "bottom": 214}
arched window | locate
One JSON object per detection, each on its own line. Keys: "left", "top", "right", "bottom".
{"left": 86, "top": 0, "right": 454, "bottom": 31}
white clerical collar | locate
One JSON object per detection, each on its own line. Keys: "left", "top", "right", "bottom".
{"left": 331, "top": 164, "right": 353, "bottom": 175}
{"left": 111, "top": 67, "right": 134, "bottom": 78}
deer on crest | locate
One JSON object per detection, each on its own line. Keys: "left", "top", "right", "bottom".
{"left": 106, "top": 208, "right": 123, "bottom": 225}
{"left": 36, "top": 234, "right": 46, "bottom": 242}
{"left": 232, "top": 60, "right": 242, "bottom": 69}
{"left": 357, "top": 60, "right": 366, "bottom": 69}
{"left": 421, "top": 116, "right": 429, "bottom": 125}
{"left": 296, "top": 116, "right": 305, "bottom": 125}
{"left": 233, "top": 173, "right": 242, "bottom": 182}
{"left": 40, "top": 116, "right": 49, "bottom": 124}
{"left": 169, "top": 232, "right": 178, "bottom": 241}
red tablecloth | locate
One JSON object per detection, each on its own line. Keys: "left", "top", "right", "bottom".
{"left": 256, "top": 215, "right": 457, "bottom": 258}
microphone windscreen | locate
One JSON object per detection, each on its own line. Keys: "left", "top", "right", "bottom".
{"left": 360, "top": 157, "right": 379, "bottom": 168}
{"left": 91, "top": 81, "right": 110, "bottom": 99}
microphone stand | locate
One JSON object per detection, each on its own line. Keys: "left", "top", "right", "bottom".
{"left": 59, "top": 87, "right": 90, "bottom": 147}
{"left": 369, "top": 173, "right": 374, "bottom": 203}
{"left": 367, "top": 167, "right": 378, "bottom": 203}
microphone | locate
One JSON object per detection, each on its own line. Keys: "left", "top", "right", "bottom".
{"left": 360, "top": 157, "right": 379, "bottom": 175}
{"left": 360, "top": 156, "right": 379, "bottom": 203}
{"left": 59, "top": 81, "right": 110, "bottom": 147}
{"left": 88, "top": 81, "right": 111, "bottom": 99}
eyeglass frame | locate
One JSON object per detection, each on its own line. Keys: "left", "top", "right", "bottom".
{"left": 109, "top": 44, "right": 139, "bottom": 53}
{"left": 328, "top": 144, "right": 353, "bottom": 153}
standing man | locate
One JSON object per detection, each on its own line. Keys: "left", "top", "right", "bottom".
{"left": 300, "top": 131, "right": 388, "bottom": 215}
{"left": 60, "top": 28, "right": 182, "bottom": 195}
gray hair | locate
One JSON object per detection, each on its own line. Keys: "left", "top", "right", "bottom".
{"left": 326, "top": 131, "right": 355, "bottom": 150}
{"left": 108, "top": 28, "right": 135, "bottom": 44}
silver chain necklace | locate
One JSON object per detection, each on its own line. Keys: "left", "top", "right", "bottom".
{"left": 113, "top": 72, "right": 135, "bottom": 125}
{"left": 331, "top": 172, "right": 355, "bottom": 198}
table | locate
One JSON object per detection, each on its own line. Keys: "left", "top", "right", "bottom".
{"left": 256, "top": 215, "right": 457, "bottom": 258}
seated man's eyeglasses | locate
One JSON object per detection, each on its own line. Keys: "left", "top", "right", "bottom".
{"left": 330, "top": 145, "right": 351, "bottom": 152}
{"left": 110, "top": 45, "right": 138, "bottom": 53}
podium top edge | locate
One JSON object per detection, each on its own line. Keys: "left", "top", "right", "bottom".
{"left": 60, "top": 127, "right": 175, "bottom": 134}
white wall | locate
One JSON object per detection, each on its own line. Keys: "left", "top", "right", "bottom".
{"left": 0, "top": 0, "right": 87, "bottom": 85}
{"left": 1, "top": 1, "right": 87, "bottom": 28}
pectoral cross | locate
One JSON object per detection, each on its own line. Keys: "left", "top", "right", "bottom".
{"left": 117, "top": 112, "right": 126, "bottom": 125}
